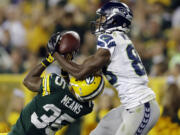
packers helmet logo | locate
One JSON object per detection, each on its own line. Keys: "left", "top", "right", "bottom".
{"left": 85, "top": 76, "right": 95, "bottom": 84}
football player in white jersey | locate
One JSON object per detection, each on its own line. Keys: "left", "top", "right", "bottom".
{"left": 48, "top": 1, "right": 160, "bottom": 135}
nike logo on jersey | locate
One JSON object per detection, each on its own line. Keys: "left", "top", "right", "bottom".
{"left": 100, "top": 35, "right": 113, "bottom": 43}
{"left": 61, "top": 95, "right": 83, "bottom": 114}
{"left": 102, "top": 36, "right": 110, "bottom": 40}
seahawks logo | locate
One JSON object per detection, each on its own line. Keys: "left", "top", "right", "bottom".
{"left": 85, "top": 76, "right": 95, "bottom": 84}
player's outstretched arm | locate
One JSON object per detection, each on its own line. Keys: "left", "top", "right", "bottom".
{"left": 54, "top": 48, "right": 110, "bottom": 80}
{"left": 23, "top": 54, "right": 54, "bottom": 92}
{"left": 23, "top": 63, "right": 45, "bottom": 92}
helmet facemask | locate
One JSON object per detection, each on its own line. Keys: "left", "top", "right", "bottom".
{"left": 91, "top": 13, "right": 107, "bottom": 35}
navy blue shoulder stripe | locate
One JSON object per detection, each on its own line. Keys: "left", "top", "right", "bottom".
{"left": 108, "top": 41, "right": 116, "bottom": 48}
{"left": 97, "top": 41, "right": 105, "bottom": 47}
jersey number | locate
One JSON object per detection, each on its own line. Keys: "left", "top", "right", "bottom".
{"left": 126, "top": 44, "right": 146, "bottom": 76}
{"left": 103, "top": 71, "right": 117, "bottom": 85}
{"left": 55, "top": 76, "right": 66, "bottom": 89}
{"left": 31, "top": 104, "right": 75, "bottom": 135}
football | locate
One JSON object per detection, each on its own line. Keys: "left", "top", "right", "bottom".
{"left": 58, "top": 31, "right": 80, "bottom": 54}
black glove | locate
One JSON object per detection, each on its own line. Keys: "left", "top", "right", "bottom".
{"left": 47, "top": 32, "right": 61, "bottom": 55}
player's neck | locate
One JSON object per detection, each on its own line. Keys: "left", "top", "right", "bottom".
{"left": 69, "top": 87, "right": 76, "bottom": 97}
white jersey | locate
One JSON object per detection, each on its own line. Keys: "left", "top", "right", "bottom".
{"left": 97, "top": 31, "right": 155, "bottom": 109}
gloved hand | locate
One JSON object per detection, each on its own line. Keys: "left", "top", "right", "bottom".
{"left": 47, "top": 32, "right": 61, "bottom": 55}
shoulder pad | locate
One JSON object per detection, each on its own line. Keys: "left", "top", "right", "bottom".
{"left": 97, "top": 34, "right": 116, "bottom": 48}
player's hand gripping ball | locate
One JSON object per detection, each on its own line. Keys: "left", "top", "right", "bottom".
{"left": 47, "top": 31, "right": 80, "bottom": 55}
{"left": 58, "top": 31, "right": 80, "bottom": 54}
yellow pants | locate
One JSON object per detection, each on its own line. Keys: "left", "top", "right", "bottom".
{"left": 0, "top": 133, "right": 8, "bottom": 135}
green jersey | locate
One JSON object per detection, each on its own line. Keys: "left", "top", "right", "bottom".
{"left": 8, "top": 73, "right": 93, "bottom": 135}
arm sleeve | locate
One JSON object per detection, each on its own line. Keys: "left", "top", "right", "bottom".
{"left": 97, "top": 34, "right": 116, "bottom": 56}
{"left": 39, "top": 73, "right": 68, "bottom": 96}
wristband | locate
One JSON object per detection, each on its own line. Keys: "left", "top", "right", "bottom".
{"left": 41, "top": 59, "right": 51, "bottom": 67}
{"left": 41, "top": 54, "right": 54, "bottom": 67}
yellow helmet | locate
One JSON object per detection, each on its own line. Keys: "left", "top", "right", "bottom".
{"left": 70, "top": 75, "right": 104, "bottom": 101}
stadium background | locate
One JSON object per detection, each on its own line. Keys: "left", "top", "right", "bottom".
{"left": 0, "top": 0, "right": 180, "bottom": 134}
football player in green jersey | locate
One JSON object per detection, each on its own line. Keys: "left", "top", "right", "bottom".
{"left": 8, "top": 34, "right": 104, "bottom": 135}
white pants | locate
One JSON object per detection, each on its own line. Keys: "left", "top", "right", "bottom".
{"left": 90, "top": 99, "right": 160, "bottom": 135}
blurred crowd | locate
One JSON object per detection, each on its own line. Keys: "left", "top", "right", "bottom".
{"left": 0, "top": 0, "right": 179, "bottom": 75}
{"left": 0, "top": 0, "right": 180, "bottom": 134}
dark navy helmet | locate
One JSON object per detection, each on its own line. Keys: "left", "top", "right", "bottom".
{"left": 91, "top": 1, "right": 133, "bottom": 35}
